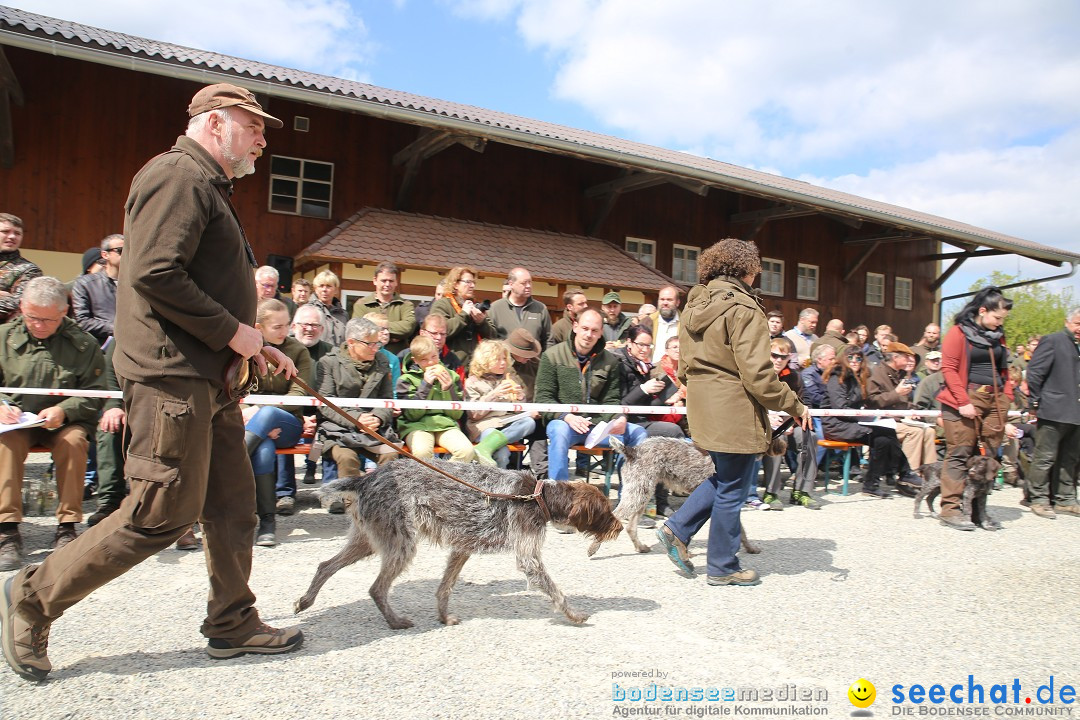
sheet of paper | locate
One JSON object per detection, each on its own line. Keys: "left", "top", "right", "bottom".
{"left": 584, "top": 419, "right": 612, "bottom": 449}
{"left": 0, "top": 411, "right": 46, "bottom": 434}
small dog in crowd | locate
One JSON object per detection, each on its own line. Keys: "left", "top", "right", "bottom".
{"left": 913, "top": 456, "right": 1002, "bottom": 530}
{"left": 294, "top": 459, "right": 622, "bottom": 628}
{"left": 587, "top": 437, "right": 760, "bottom": 557}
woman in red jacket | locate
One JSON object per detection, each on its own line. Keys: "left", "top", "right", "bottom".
{"left": 937, "top": 286, "right": 1013, "bottom": 531}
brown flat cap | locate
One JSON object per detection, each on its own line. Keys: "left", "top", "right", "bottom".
{"left": 506, "top": 328, "right": 541, "bottom": 359}
{"left": 188, "top": 83, "right": 283, "bottom": 129}
{"left": 885, "top": 341, "right": 915, "bottom": 356}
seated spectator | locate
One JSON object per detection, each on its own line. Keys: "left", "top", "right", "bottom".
{"left": 601, "top": 291, "right": 632, "bottom": 349}
{"left": 489, "top": 267, "right": 551, "bottom": 348}
{"left": 618, "top": 325, "right": 685, "bottom": 517}
{"left": 363, "top": 311, "right": 402, "bottom": 391}
{"left": 864, "top": 324, "right": 891, "bottom": 367}
{"left": 811, "top": 318, "right": 848, "bottom": 357}
{"left": 414, "top": 281, "right": 443, "bottom": 328}
{"left": 821, "top": 345, "right": 909, "bottom": 498}
{"left": 506, "top": 328, "right": 548, "bottom": 477}
{"left": 241, "top": 299, "right": 314, "bottom": 546}
{"left": 0, "top": 277, "right": 105, "bottom": 570}
{"left": 535, "top": 308, "right": 646, "bottom": 482}
{"left": 291, "top": 278, "right": 312, "bottom": 306}
{"left": 464, "top": 340, "right": 537, "bottom": 468}
{"left": 910, "top": 323, "right": 941, "bottom": 368}
{"left": 71, "top": 234, "right": 123, "bottom": 344}
{"left": 282, "top": 304, "right": 337, "bottom": 490}
{"left": 763, "top": 338, "right": 821, "bottom": 509}
{"left": 352, "top": 261, "right": 416, "bottom": 355}
{"left": 86, "top": 341, "right": 127, "bottom": 528}
{"left": 316, "top": 318, "right": 398, "bottom": 506}
{"left": 852, "top": 325, "right": 870, "bottom": 354}
{"left": 766, "top": 310, "right": 785, "bottom": 340}
{"left": 658, "top": 336, "right": 687, "bottom": 412}
{"left": 865, "top": 342, "right": 929, "bottom": 494}
{"left": 402, "top": 313, "right": 466, "bottom": 385}
{"left": 430, "top": 266, "right": 497, "bottom": 365}
{"left": 548, "top": 288, "right": 589, "bottom": 349}
{"left": 783, "top": 308, "right": 820, "bottom": 366}
{"left": 255, "top": 264, "right": 296, "bottom": 317}
{"left": 0, "top": 213, "right": 42, "bottom": 323}
{"left": 307, "top": 269, "right": 348, "bottom": 345}
{"left": 396, "top": 335, "right": 476, "bottom": 462}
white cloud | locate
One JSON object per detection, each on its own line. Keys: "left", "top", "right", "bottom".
{"left": 465, "top": 0, "right": 1080, "bottom": 169}
{"left": 16, "top": 0, "right": 373, "bottom": 80}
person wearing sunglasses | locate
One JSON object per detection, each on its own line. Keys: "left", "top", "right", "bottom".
{"left": 821, "top": 347, "right": 908, "bottom": 498}
{"left": 70, "top": 234, "right": 124, "bottom": 345}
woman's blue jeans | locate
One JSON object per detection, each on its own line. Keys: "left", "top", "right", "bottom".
{"left": 664, "top": 451, "right": 757, "bottom": 577}
{"left": 245, "top": 406, "right": 303, "bottom": 475}
{"left": 479, "top": 416, "right": 537, "bottom": 468}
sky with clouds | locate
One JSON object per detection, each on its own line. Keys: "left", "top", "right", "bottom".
{"left": 14, "top": 0, "right": 1080, "bottom": 301}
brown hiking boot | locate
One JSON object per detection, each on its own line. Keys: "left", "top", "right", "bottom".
{"left": 707, "top": 568, "right": 762, "bottom": 586}
{"left": 1, "top": 576, "right": 52, "bottom": 681}
{"left": 206, "top": 622, "right": 304, "bottom": 659}
{"left": 51, "top": 523, "right": 78, "bottom": 551}
{"left": 175, "top": 526, "right": 200, "bottom": 551}
{"left": 1053, "top": 504, "right": 1080, "bottom": 516}
{"left": 1030, "top": 504, "right": 1057, "bottom": 519}
{"left": 0, "top": 530, "right": 22, "bottom": 572}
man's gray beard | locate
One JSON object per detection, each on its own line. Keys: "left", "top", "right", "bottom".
{"left": 222, "top": 123, "right": 256, "bottom": 178}
{"left": 660, "top": 307, "right": 676, "bottom": 321}
{"left": 296, "top": 335, "right": 319, "bottom": 348}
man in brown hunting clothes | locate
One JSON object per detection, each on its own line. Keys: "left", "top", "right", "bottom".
{"left": 1, "top": 84, "right": 302, "bottom": 682}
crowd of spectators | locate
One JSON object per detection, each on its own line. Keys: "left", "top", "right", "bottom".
{"left": 2, "top": 224, "right": 1078, "bottom": 568}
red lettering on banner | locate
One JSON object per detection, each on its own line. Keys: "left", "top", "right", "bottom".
{"left": 512, "top": 405, "right": 523, "bottom": 412}
{"left": 570, "top": 405, "right": 579, "bottom": 413}
{"left": 622, "top": 406, "right": 630, "bottom": 415}
{"left": 451, "top": 402, "right": 462, "bottom": 411}
{"left": 384, "top": 401, "right": 395, "bottom": 408}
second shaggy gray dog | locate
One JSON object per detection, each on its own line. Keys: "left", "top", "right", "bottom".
{"left": 294, "top": 459, "right": 622, "bottom": 628}
{"left": 587, "top": 437, "right": 760, "bottom": 557}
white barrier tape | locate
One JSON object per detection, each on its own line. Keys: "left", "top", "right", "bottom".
{"left": 0, "top": 387, "right": 1025, "bottom": 418}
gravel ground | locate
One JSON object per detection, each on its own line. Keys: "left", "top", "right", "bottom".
{"left": 2, "top": 457, "right": 1077, "bottom": 720}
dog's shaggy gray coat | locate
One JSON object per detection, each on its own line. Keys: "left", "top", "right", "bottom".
{"left": 294, "top": 458, "right": 622, "bottom": 628}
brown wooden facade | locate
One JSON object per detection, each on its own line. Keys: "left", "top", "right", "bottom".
{"left": 1, "top": 45, "right": 938, "bottom": 341}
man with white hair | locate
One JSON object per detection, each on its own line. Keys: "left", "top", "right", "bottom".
{"left": 1, "top": 84, "right": 301, "bottom": 683}
{"left": 254, "top": 265, "right": 295, "bottom": 316}
{"left": 0, "top": 276, "right": 105, "bottom": 569}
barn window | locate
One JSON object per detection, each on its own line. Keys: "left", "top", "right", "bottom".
{"left": 626, "top": 237, "right": 656, "bottom": 267}
{"left": 796, "top": 264, "right": 818, "bottom": 301}
{"left": 672, "top": 244, "right": 699, "bottom": 284}
{"left": 895, "top": 276, "right": 912, "bottom": 311}
{"left": 866, "top": 272, "right": 885, "bottom": 307}
{"left": 761, "top": 258, "right": 784, "bottom": 296}
{"left": 269, "top": 156, "right": 333, "bottom": 219}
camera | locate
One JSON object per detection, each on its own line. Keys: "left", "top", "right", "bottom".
{"left": 475, "top": 299, "right": 491, "bottom": 312}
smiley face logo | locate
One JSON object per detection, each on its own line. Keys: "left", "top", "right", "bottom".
{"left": 848, "top": 679, "right": 876, "bottom": 708}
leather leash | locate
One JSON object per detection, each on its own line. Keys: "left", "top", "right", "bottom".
{"left": 258, "top": 349, "right": 551, "bottom": 521}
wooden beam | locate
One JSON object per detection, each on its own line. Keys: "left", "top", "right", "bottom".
{"left": 842, "top": 232, "right": 929, "bottom": 245}
{"left": 584, "top": 172, "right": 667, "bottom": 198}
{"left": 843, "top": 240, "right": 882, "bottom": 282}
{"left": 925, "top": 249, "right": 1007, "bottom": 261}
{"left": 0, "top": 47, "right": 24, "bottom": 170}
{"left": 730, "top": 204, "right": 818, "bottom": 224}
{"left": 587, "top": 191, "right": 621, "bottom": 236}
{"left": 392, "top": 129, "right": 453, "bottom": 167}
{"left": 931, "top": 255, "right": 970, "bottom": 291}
{"left": 669, "top": 177, "right": 710, "bottom": 197}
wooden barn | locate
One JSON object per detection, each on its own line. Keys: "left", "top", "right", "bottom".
{"left": 1, "top": 6, "right": 1077, "bottom": 340}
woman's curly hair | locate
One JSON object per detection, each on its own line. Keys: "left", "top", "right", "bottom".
{"left": 697, "top": 238, "right": 762, "bottom": 284}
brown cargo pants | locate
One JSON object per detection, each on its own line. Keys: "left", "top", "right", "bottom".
{"left": 940, "top": 388, "right": 1008, "bottom": 518}
{"left": 9, "top": 375, "right": 263, "bottom": 640}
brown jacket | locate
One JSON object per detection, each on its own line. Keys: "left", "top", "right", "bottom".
{"left": 678, "top": 276, "right": 805, "bottom": 453}
{"left": 114, "top": 136, "right": 256, "bottom": 385}
{"left": 866, "top": 362, "right": 914, "bottom": 410}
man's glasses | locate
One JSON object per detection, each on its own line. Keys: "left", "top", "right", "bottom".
{"left": 104, "top": 247, "right": 123, "bottom": 255}
{"left": 422, "top": 330, "right": 447, "bottom": 338}
{"left": 353, "top": 339, "right": 384, "bottom": 348}
{"left": 769, "top": 352, "right": 788, "bottom": 360}
{"left": 294, "top": 323, "right": 321, "bottom": 330}
{"left": 632, "top": 341, "right": 655, "bottom": 349}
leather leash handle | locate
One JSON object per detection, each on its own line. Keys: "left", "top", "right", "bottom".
{"left": 259, "top": 349, "right": 544, "bottom": 508}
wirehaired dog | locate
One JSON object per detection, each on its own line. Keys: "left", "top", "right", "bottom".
{"left": 913, "top": 456, "right": 1002, "bottom": 530}
{"left": 294, "top": 459, "right": 622, "bottom": 628}
{"left": 587, "top": 437, "right": 760, "bottom": 557}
